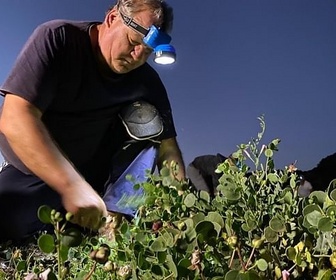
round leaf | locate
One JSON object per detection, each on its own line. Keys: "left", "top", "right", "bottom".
{"left": 16, "top": 260, "right": 27, "bottom": 272}
{"left": 326, "top": 205, "right": 336, "bottom": 217}
{"left": 150, "top": 237, "right": 166, "bottom": 252}
{"left": 269, "top": 217, "right": 286, "bottom": 232}
{"left": 306, "top": 210, "right": 323, "bottom": 227}
{"left": 286, "top": 247, "right": 296, "bottom": 261}
{"left": 184, "top": 193, "right": 197, "bottom": 207}
{"left": 303, "top": 204, "right": 322, "bottom": 216}
{"left": 309, "top": 191, "right": 327, "bottom": 205}
{"left": 61, "top": 228, "right": 82, "bottom": 247}
{"left": 264, "top": 149, "right": 273, "bottom": 158}
{"left": 267, "top": 173, "right": 278, "bottom": 184}
{"left": 206, "top": 212, "right": 225, "bottom": 228}
{"left": 166, "top": 254, "right": 178, "bottom": 278}
{"left": 177, "top": 258, "right": 192, "bottom": 278}
{"left": 318, "top": 217, "right": 334, "bottom": 232}
{"left": 256, "top": 258, "right": 268, "bottom": 271}
{"left": 160, "top": 167, "right": 170, "bottom": 177}
{"left": 37, "top": 205, "right": 53, "bottom": 224}
{"left": 151, "top": 265, "right": 163, "bottom": 276}
{"left": 224, "top": 270, "right": 239, "bottom": 280}
{"left": 38, "top": 234, "right": 55, "bottom": 253}
{"left": 195, "top": 220, "right": 215, "bottom": 236}
{"left": 330, "top": 189, "right": 336, "bottom": 201}
{"left": 264, "top": 226, "right": 278, "bottom": 243}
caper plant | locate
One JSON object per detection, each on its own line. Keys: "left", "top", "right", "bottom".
{"left": 3, "top": 116, "right": 336, "bottom": 279}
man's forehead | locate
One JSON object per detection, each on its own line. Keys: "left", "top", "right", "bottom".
{"left": 132, "top": 9, "right": 158, "bottom": 30}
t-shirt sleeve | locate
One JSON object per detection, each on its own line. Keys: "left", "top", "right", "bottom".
{"left": 0, "top": 22, "right": 62, "bottom": 112}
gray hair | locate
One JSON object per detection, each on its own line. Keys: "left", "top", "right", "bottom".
{"left": 109, "top": 0, "right": 173, "bottom": 33}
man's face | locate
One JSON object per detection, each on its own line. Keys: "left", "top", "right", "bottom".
{"left": 99, "top": 8, "right": 155, "bottom": 74}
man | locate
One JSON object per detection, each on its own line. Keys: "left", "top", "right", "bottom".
{"left": 188, "top": 152, "right": 336, "bottom": 198}
{"left": 187, "top": 153, "right": 227, "bottom": 195}
{"left": 0, "top": 0, "right": 185, "bottom": 242}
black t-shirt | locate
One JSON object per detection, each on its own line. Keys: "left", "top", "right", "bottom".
{"left": 0, "top": 20, "right": 177, "bottom": 188}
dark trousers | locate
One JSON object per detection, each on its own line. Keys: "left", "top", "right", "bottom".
{"left": 0, "top": 164, "right": 62, "bottom": 242}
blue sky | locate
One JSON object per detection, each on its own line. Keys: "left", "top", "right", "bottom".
{"left": 1, "top": 0, "right": 336, "bottom": 171}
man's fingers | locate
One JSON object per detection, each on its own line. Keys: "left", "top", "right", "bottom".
{"left": 71, "top": 209, "right": 105, "bottom": 230}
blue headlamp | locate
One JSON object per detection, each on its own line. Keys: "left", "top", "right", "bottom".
{"left": 119, "top": 11, "right": 176, "bottom": 64}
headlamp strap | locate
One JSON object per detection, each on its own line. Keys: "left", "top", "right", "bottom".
{"left": 119, "top": 11, "right": 149, "bottom": 37}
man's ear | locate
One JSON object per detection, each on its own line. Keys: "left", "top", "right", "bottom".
{"left": 104, "top": 7, "right": 118, "bottom": 28}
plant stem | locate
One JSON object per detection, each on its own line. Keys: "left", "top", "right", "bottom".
{"left": 84, "top": 262, "right": 97, "bottom": 280}
{"left": 313, "top": 254, "right": 330, "bottom": 258}
{"left": 55, "top": 221, "right": 62, "bottom": 279}
{"left": 244, "top": 247, "right": 256, "bottom": 269}
{"left": 236, "top": 246, "right": 246, "bottom": 271}
{"left": 229, "top": 250, "right": 236, "bottom": 269}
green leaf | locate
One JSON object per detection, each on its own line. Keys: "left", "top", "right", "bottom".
{"left": 162, "top": 231, "right": 174, "bottom": 247}
{"left": 199, "top": 190, "right": 211, "bottom": 203}
{"left": 38, "top": 234, "right": 55, "bottom": 254}
{"left": 286, "top": 247, "right": 296, "bottom": 261}
{"left": 256, "top": 258, "right": 268, "bottom": 271}
{"left": 225, "top": 270, "right": 239, "bottom": 280}
{"left": 59, "top": 245, "right": 69, "bottom": 263}
{"left": 241, "top": 270, "right": 262, "bottom": 280}
{"left": 219, "top": 181, "right": 241, "bottom": 201}
{"left": 177, "top": 258, "right": 192, "bottom": 278}
{"left": 269, "top": 217, "right": 286, "bottom": 232}
{"left": 150, "top": 237, "right": 166, "bottom": 252}
{"left": 264, "top": 149, "right": 273, "bottom": 158}
{"left": 16, "top": 260, "right": 27, "bottom": 272}
{"left": 195, "top": 220, "right": 215, "bottom": 236}
{"left": 151, "top": 265, "right": 163, "bottom": 276}
{"left": 166, "top": 254, "right": 178, "bottom": 278}
{"left": 157, "top": 251, "right": 167, "bottom": 264}
{"left": 162, "top": 176, "right": 173, "bottom": 186}
{"left": 191, "top": 213, "right": 205, "bottom": 225}
{"left": 160, "top": 167, "right": 170, "bottom": 177}
{"left": 303, "top": 204, "right": 322, "bottom": 216}
{"left": 264, "top": 226, "right": 278, "bottom": 243}
{"left": 61, "top": 228, "right": 82, "bottom": 247}
{"left": 120, "top": 221, "right": 129, "bottom": 235}
{"left": 47, "top": 272, "right": 58, "bottom": 280}
{"left": 37, "top": 205, "right": 53, "bottom": 224}
{"left": 306, "top": 210, "right": 323, "bottom": 227}
{"left": 326, "top": 205, "right": 336, "bottom": 217}
{"left": 317, "top": 217, "right": 334, "bottom": 232}
{"left": 184, "top": 193, "right": 197, "bottom": 207}
{"left": 317, "top": 269, "right": 332, "bottom": 280}
{"left": 309, "top": 191, "right": 327, "bottom": 205}
{"left": 330, "top": 189, "right": 336, "bottom": 201}
{"left": 267, "top": 173, "right": 278, "bottom": 184}
{"left": 206, "top": 212, "right": 225, "bottom": 228}
{"left": 195, "top": 220, "right": 217, "bottom": 244}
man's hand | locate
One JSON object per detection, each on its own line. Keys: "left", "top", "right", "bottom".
{"left": 61, "top": 182, "right": 108, "bottom": 230}
{"left": 158, "top": 137, "right": 185, "bottom": 180}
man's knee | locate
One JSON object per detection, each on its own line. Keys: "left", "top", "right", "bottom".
{"left": 0, "top": 165, "right": 61, "bottom": 242}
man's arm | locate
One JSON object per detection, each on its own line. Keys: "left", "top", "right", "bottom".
{"left": 157, "top": 137, "right": 185, "bottom": 180}
{"left": 0, "top": 94, "right": 107, "bottom": 229}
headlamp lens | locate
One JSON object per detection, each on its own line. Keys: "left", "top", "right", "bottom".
{"left": 154, "top": 44, "right": 176, "bottom": 65}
